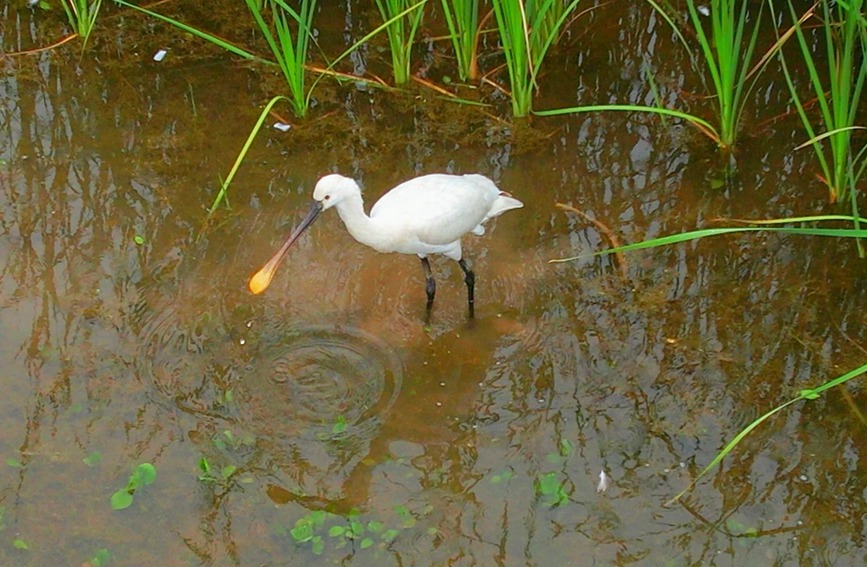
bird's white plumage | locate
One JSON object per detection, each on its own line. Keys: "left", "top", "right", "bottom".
{"left": 313, "top": 173, "right": 522, "bottom": 260}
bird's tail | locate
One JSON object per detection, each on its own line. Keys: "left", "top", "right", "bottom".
{"left": 490, "top": 191, "right": 524, "bottom": 217}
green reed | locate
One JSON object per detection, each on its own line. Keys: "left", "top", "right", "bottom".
{"left": 491, "top": 0, "right": 583, "bottom": 117}
{"left": 375, "top": 0, "right": 427, "bottom": 84}
{"left": 247, "top": 0, "right": 317, "bottom": 118}
{"left": 771, "top": 0, "right": 866, "bottom": 206}
{"left": 60, "top": 0, "right": 103, "bottom": 49}
{"left": 440, "top": 0, "right": 479, "bottom": 81}
{"left": 684, "top": 0, "right": 764, "bottom": 149}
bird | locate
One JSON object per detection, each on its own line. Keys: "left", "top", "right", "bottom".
{"left": 248, "top": 173, "right": 523, "bottom": 319}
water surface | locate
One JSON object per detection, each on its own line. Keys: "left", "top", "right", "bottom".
{"left": 1, "top": 2, "right": 866, "bottom": 565}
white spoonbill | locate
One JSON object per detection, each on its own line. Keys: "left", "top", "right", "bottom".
{"left": 249, "top": 173, "right": 523, "bottom": 318}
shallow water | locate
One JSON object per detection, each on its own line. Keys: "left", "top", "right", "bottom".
{"left": 1, "top": 1, "right": 867, "bottom": 565}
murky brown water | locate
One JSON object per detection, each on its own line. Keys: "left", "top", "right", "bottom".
{"left": 2, "top": 1, "right": 867, "bottom": 565}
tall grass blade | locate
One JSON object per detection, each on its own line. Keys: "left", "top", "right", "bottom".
{"left": 550, "top": 217, "right": 867, "bottom": 263}
{"left": 375, "top": 0, "right": 428, "bottom": 84}
{"left": 440, "top": 0, "right": 479, "bottom": 81}
{"left": 668, "top": 361, "right": 867, "bottom": 504}
{"left": 535, "top": 104, "right": 720, "bottom": 142}
{"left": 208, "top": 96, "right": 291, "bottom": 217}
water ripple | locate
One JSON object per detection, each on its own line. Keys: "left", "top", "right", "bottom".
{"left": 239, "top": 324, "right": 403, "bottom": 441}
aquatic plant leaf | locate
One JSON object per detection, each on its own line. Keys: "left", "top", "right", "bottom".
{"left": 367, "top": 521, "right": 384, "bottom": 533}
{"left": 332, "top": 415, "right": 347, "bottom": 434}
{"left": 290, "top": 521, "right": 314, "bottom": 543}
{"left": 90, "top": 548, "right": 111, "bottom": 567}
{"left": 83, "top": 452, "right": 102, "bottom": 467}
{"left": 135, "top": 463, "right": 157, "bottom": 485}
{"left": 110, "top": 490, "right": 133, "bottom": 511}
{"left": 311, "top": 536, "right": 324, "bottom": 555}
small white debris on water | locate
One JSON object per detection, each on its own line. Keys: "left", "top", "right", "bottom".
{"left": 799, "top": 474, "right": 808, "bottom": 482}
{"left": 273, "top": 122, "right": 292, "bottom": 132}
{"left": 153, "top": 49, "right": 168, "bottom": 62}
{"left": 439, "top": 382, "right": 445, "bottom": 387}
{"left": 697, "top": 5, "right": 710, "bottom": 16}
{"left": 239, "top": 338, "right": 246, "bottom": 345}
{"left": 246, "top": 321, "right": 253, "bottom": 328}
{"left": 597, "top": 470, "right": 610, "bottom": 493}
{"left": 435, "top": 401, "right": 442, "bottom": 407}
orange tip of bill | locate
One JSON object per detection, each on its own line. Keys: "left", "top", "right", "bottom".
{"left": 248, "top": 268, "right": 273, "bottom": 295}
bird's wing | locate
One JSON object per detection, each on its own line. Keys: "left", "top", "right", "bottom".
{"left": 370, "top": 176, "right": 493, "bottom": 246}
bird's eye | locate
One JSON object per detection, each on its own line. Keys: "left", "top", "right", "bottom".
{"left": 324, "top": 195, "right": 331, "bottom": 200}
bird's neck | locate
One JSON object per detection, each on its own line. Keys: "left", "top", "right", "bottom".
{"left": 334, "top": 194, "right": 380, "bottom": 249}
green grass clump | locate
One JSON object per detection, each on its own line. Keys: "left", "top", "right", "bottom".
{"left": 440, "top": 0, "right": 479, "bottom": 82}
{"left": 110, "top": 462, "right": 157, "bottom": 511}
{"left": 491, "top": 0, "right": 584, "bottom": 117}
{"left": 247, "top": 0, "right": 318, "bottom": 118}
{"left": 771, "top": 0, "right": 867, "bottom": 206}
{"left": 61, "top": 0, "right": 103, "bottom": 49}
{"left": 684, "top": 0, "right": 765, "bottom": 149}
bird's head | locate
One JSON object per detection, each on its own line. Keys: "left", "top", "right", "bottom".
{"left": 248, "top": 174, "right": 359, "bottom": 295}
{"left": 313, "top": 174, "right": 361, "bottom": 211}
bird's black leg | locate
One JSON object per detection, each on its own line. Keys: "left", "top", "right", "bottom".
{"left": 458, "top": 258, "right": 475, "bottom": 319}
{"left": 421, "top": 257, "right": 436, "bottom": 319}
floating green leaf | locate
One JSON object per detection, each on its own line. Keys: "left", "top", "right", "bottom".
{"left": 133, "top": 463, "right": 157, "bottom": 486}
{"left": 311, "top": 535, "right": 324, "bottom": 555}
{"left": 83, "top": 452, "right": 102, "bottom": 467}
{"left": 332, "top": 415, "right": 347, "bottom": 435}
{"left": 367, "top": 521, "right": 383, "bottom": 533}
{"left": 110, "top": 490, "right": 133, "bottom": 511}
{"left": 89, "top": 548, "right": 110, "bottom": 567}
{"left": 290, "top": 522, "right": 313, "bottom": 543}
{"left": 537, "top": 472, "right": 569, "bottom": 507}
